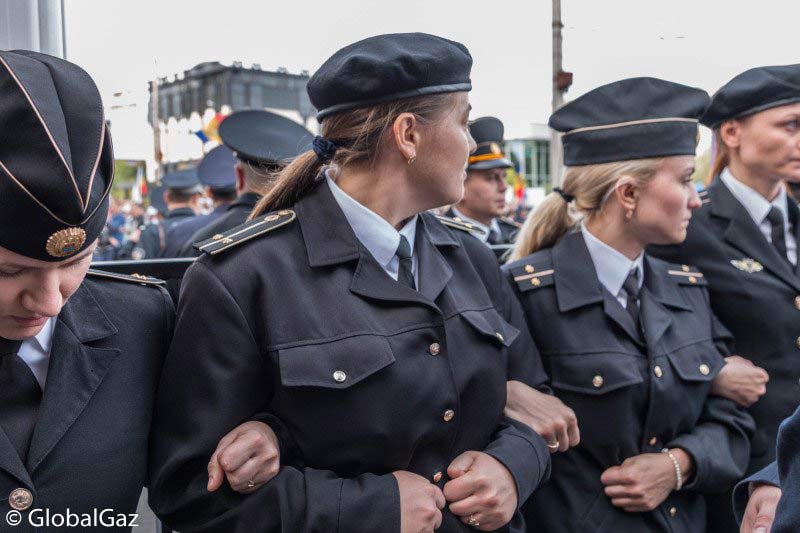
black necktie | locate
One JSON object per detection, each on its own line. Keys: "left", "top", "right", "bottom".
{"left": 487, "top": 226, "right": 501, "bottom": 245}
{"left": 396, "top": 235, "right": 415, "bottom": 290}
{"left": 0, "top": 337, "right": 42, "bottom": 462}
{"left": 766, "top": 207, "right": 789, "bottom": 263}
{"left": 622, "top": 269, "right": 641, "bottom": 329}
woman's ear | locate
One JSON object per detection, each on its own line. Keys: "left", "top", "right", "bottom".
{"left": 613, "top": 175, "right": 639, "bottom": 213}
{"left": 719, "top": 120, "right": 741, "bottom": 150}
{"left": 391, "top": 112, "right": 420, "bottom": 162}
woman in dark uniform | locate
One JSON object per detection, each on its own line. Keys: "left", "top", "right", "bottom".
{"left": 0, "top": 50, "right": 288, "bottom": 532}
{"left": 504, "top": 77, "right": 754, "bottom": 532}
{"left": 148, "top": 33, "right": 552, "bottom": 532}
{"left": 649, "top": 63, "right": 800, "bottom": 532}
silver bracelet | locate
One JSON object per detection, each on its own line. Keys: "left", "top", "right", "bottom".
{"left": 661, "top": 448, "right": 683, "bottom": 491}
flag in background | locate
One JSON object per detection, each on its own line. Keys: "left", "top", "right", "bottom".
{"left": 193, "top": 112, "right": 227, "bottom": 144}
{"left": 512, "top": 162, "right": 526, "bottom": 202}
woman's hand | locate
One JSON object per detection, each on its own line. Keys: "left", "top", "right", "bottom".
{"left": 711, "top": 355, "right": 769, "bottom": 407}
{"left": 393, "top": 471, "right": 446, "bottom": 532}
{"left": 504, "top": 380, "right": 580, "bottom": 453}
{"left": 207, "top": 421, "right": 281, "bottom": 494}
{"left": 740, "top": 484, "right": 781, "bottom": 533}
{"left": 601, "top": 449, "right": 693, "bottom": 512}
{"left": 443, "top": 451, "right": 517, "bottom": 530}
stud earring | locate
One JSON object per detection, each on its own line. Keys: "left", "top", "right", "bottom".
{"left": 407, "top": 155, "right": 417, "bottom": 165}
{"left": 625, "top": 209, "right": 634, "bottom": 220}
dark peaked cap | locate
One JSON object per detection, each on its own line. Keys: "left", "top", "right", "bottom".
{"left": 308, "top": 32, "right": 472, "bottom": 121}
{"left": 468, "top": 116, "right": 513, "bottom": 170}
{"left": 218, "top": 110, "right": 313, "bottom": 166}
{"left": 701, "top": 63, "right": 800, "bottom": 128}
{"left": 550, "top": 77, "right": 709, "bottom": 166}
{"left": 0, "top": 50, "right": 113, "bottom": 261}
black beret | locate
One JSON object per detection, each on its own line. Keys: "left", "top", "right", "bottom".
{"left": 308, "top": 32, "right": 472, "bottom": 121}
{"left": 218, "top": 110, "right": 313, "bottom": 166}
{"left": 0, "top": 50, "right": 114, "bottom": 261}
{"left": 701, "top": 64, "right": 800, "bottom": 128}
{"left": 550, "top": 77, "right": 709, "bottom": 166}
{"left": 468, "top": 117, "right": 512, "bottom": 170}
{"left": 198, "top": 145, "right": 236, "bottom": 190}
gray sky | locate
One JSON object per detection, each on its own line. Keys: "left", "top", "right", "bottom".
{"left": 64, "top": 0, "right": 800, "bottom": 160}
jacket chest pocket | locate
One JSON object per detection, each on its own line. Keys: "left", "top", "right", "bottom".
{"left": 660, "top": 339, "right": 723, "bottom": 411}
{"left": 547, "top": 351, "right": 646, "bottom": 445}
{"left": 459, "top": 308, "right": 520, "bottom": 348}
{"left": 278, "top": 335, "right": 396, "bottom": 389}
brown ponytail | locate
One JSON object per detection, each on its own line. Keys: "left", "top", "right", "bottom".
{"left": 251, "top": 93, "right": 457, "bottom": 217}
{"left": 509, "top": 158, "right": 664, "bottom": 260}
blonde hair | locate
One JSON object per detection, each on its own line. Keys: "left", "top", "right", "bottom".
{"left": 251, "top": 93, "right": 457, "bottom": 217}
{"left": 509, "top": 158, "right": 664, "bottom": 261}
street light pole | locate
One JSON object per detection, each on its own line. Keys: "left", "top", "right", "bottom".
{"left": 550, "top": 0, "right": 565, "bottom": 187}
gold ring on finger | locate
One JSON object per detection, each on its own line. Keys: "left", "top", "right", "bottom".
{"left": 467, "top": 514, "right": 480, "bottom": 527}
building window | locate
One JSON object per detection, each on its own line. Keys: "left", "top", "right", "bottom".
{"left": 249, "top": 84, "right": 263, "bottom": 108}
{"left": 231, "top": 82, "right": 246, "bottom": 109}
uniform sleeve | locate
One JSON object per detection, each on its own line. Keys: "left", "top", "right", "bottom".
{"left": 148, "top": 260, "right": 401, "bottom": 533}
{"left": 732, "top": 462, "right": 780, "bottom": 524}
{"left": 772, "top": 406, "right": 800, "bottom": 532}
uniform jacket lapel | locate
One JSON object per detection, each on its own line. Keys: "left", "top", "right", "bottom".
{"left": 0, "top": 426, "right": 33, "bottom": 488}
{"left": 710, "top": 180, "right": 800, "bottom": 291}
{"left": 296, "top": 181, "right": 450, "bottom": 311}
{"left": 553, "top": 231, "right": 644, "bottom": 345}
{"left": 639, "top": 256, "right": 693, "bottom": 348}
{"left": 26, "top": 283, "right": 120, "bottom": 473}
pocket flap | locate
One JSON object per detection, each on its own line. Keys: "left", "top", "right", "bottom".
{"left": 278, "top": 335, "right": 395, "bottom": 389}
{"left": 549, "top": 352, "right": 644, "bottom": 395}
{"left": 460, "top": 309, "right": 520, "bottom": 347}
{"left": 665, "top": 341, "right": 722, "bottom": 382}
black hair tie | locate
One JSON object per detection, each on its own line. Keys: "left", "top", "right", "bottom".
{"left": 313, "top": 135, "right": 339, "bottom": 163}
{"left": 553, "top": 187, "right": 575, "bottom": 203}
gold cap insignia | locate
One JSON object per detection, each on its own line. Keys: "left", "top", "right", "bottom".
{"left": 45, "top": 227, "right": 86, "bottom": 258}
{"left": 730, "top": 258, "right": 763, "bottom": 273}
{"left": 490, "top": 142, "right": 502, "bottom": 155}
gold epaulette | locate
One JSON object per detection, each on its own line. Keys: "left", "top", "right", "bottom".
{"left": 500, "top": 217, "right": 523, "bottom": 229}
{"left": 435, "top": 215, "right": 487, "bottom": 236}
{"left": 195, "top": 209, "right": 296, "bottom": 255}
{"left": 86, "top": 269, "right": 166, "bottom": 286}
{"left": 667, "top": 264, "right": 707, "bottom": 286}
{"left": 698, "top": 189, "right": 710, "bottom": 205}
{"left": 509, "top": 262, "right": 555, "bottom": 291}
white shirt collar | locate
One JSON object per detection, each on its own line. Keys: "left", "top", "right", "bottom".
{"left": 17, "top": 316, "right": 56, "bottom": 389}
{"left": 720, "top": 168, "right": 788, "bottom": 226}
{"left": 326, "top": 173, "right": 417, "bottom": 269}
{"left": 451, "top": 207, "right": 500, "bottom": 243}
{"left": 31, "top": 315, "right": 56, "bottom": 353}
{"left": 581, "top": 222, "right": 644, "bottom": 298}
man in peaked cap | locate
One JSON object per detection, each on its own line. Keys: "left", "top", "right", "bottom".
{"left": 120, "top": 169, "right": 201, "bottom": 259}
{"left": 161, "top": 146, "right": 237, "bottom": 258}
{"left": 178, "top": 109, "right": 313, "bottom": 257}
{"left": 448, "top": 116, "right": 521, "bottom": 246}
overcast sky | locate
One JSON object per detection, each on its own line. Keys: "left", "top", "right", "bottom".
{"left": 64, "top": 0, "right": 800, "bottom": 159}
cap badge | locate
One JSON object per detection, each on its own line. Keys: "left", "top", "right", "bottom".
{"left": 490, "top": 142, "right": 502, "bottom": 155}
{"left": 45, "top": 227, "right": 87, "bottom": 258}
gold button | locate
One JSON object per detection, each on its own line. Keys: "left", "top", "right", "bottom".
{"left": 495, "top": 332, "right": 505, "bottom": 342}
{"left": 648, "top": 437, "right": 658, "bottom": 446}
{"left": 531, "top": 278, "right": 541, "bottom": 287}
{"left": 681, "top": 265, "right": 690, "bottom": 272}
{"left": 688, "top": 276, "right": 697, "bottom": 284}
{"left": 669, "top": 506, "right": 677, "bottom": 517}
{"left": 333, "top": 370, "right": 347, "bottom": 383}
{"left": 524, "top": 264, "right": 535, "bottom": 274}
{"left": 429, "top": 343, "right": 441, "bottom": 356}
{"left": 264, "top": 214, "right": 280, "bottom": 222}
{"left": 795, "top": 296, "right": 800, "bottom": 310}
{"left": 278, "top": 210, "right": 292, "bottom": 216}
{"left": 699, "top": 364, "right": 710, "bottom": 376}
{"left": 592, "top": 375, "right": 604, "bottom": 388}
{"left": 433, "top": 471, "right": 443, "bottom": 483}
{"left": 9, "top": 488, "right": 32, "bottom": 511}
{"left": 222, "top": 237, "right": 233, "bottom": 244}
{"left": 453, "top": 217, "right": 463, "bottom": 222}
{"left": 212, "top": 233, "right": 224, "bottom": 240}
{"left": 796, "top": 336, "right": 800, "bottom": 349}
{"left": 443, "top": 409, "right": 455, "bottom": 422}
{"left": 654, "top": 365, "right": 663, "bottom": 378}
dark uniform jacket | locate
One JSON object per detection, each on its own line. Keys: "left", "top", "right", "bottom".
{"left": 160, "top": 204, "right": 229, "bottom": 258}
{"left": 734, "top": 405, "right": 800, "bottom": 532}
{"left": 126, "top": 207, "right": 196, "bottom": 260}
{"left": 148, "top": 181, "right": 551, "bottom": 532}
{"left": 444, "top": 207, "right": 520, "bottom": 246}
{"left": 0, "top": 272, "right": 174, "bottom": 532}
{"left": 650, "top": 179, "right": 800, "bottom": 474}
{"left": 504, "top": 231, "right": 754, "bottom": 533}
{"left": 179, "top": 192, "right": 261, "bottom": 258}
